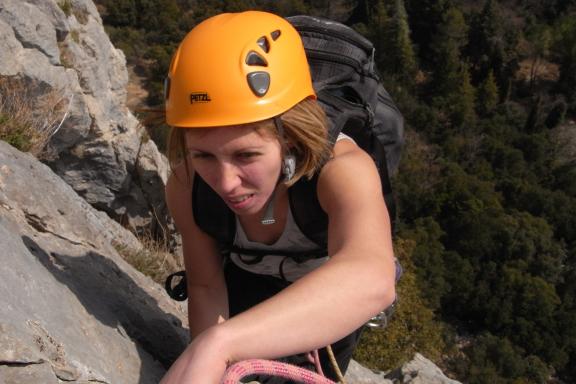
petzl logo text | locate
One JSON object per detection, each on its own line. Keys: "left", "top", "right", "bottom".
{"left": 190, "top": 92, "right": 212, "bottom": 103}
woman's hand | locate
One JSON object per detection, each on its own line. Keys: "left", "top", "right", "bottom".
{"left": 160, "top": 326, "right": 230, "bottom": 384}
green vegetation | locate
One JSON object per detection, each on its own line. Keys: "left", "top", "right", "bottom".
{"left": 354, "top": 238, "right": 449, "bottom": 370}
{"left": 94, "top": 0, "right": 576, "bottom": 382}
{"left": 0, "top": 76, "right": 66, "bottom": 155}
{"left": 113, "top": 234, "right": 183, "bottom": 284}
{"left": 58, "top": 0, "right": 73, "bottom": 17}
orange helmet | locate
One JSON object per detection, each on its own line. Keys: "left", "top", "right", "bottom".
{"left": 165, "top": 11, "right": 315, "bottom": 128}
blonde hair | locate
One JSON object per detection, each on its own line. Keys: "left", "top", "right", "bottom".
{"left": 166, "top": 98, "right": 331, "bottom": 186}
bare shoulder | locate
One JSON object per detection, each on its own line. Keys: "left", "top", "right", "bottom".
{"left": 317, "top": 139, "right": 384, "bottom": 214}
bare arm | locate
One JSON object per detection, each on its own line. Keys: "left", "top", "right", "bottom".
{"left": 218, "top": 140, "right": 396, "bottom": 358}
{"left": 161, "top": 142, "right": 396, "bottom": 383}
{"left": 165, "top": 163, "right": 229, "bottom": 338}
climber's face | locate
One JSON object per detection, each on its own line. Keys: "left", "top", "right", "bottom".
{"left": 185, "top": 122, "right": 282, "bottom": 216}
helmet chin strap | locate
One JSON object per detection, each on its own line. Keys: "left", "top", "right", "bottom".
{"left": 260, "top": 117, "right": 291, "bottom": 225}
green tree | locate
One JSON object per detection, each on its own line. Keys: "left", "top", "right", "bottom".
{"left": 524, "top": 95, "right": 543, "bottom": 133}
{"left": 552, "top": 15, "right": 576, "bottom": 103}
{"left": 386, "top": 0, "right": 418, "bottom": 86}
{"left": 365, "top": 0, "right": 391, "bottom": 71}
{"left": 525, "top": 23, "right": 552, "bottom": 91}
{"left": 354, "top": 238, "right": 447, "bottom": 371}
{"left": 477, "top": 70, "right": 500, "bottom": 115}
{"left": 429, "top": 6, "right": 468, "bottom": 97}
{"left": 404, "top": 0, "right": 453, "bottom": 67}
{"left": 398, "top": 217, "right": 448, "bottom": 309}
{"left": 457, "top": 333, "right": 550, "bottom": 384}
{"left": 103, "top": 0, "right": 137, "bottom": 27}
{"left": 466, "top": 0, "right": 519, "bottom": 96}
{"left": 449, "top": 63, "right": 477, "bottom": 129}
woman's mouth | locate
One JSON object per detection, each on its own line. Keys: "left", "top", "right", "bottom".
{"left": 227, "top": 193, "right": 255, "bottom": 210}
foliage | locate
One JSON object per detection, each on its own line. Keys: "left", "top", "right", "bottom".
{"left": 113, "top": 232, "right": 183, "bottom": 284}
{"left": 551, "top": 14, "right": 576, "bottom": 103}
{"left": 58, "top": 0, "right": 73, "bottom": 16}
{"left": 477, "top": 70, "right": 500, "bottom": 115}
{"left": 0, "top": 77, "right": 67, "bottom": 156}
{"left": 354, "top": 238, "right": 448, "bottom": 370}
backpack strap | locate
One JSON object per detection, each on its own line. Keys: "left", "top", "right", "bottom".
{"left": 192, "top": 174, "right": 236, "bottom": 249}
{"left": 288, "top": 173, "right": 328, "bottom": 249}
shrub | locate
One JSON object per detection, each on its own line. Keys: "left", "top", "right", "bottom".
{"left": 58, "top": 0, "right": 73, "bottom": 17}
{"left": 0, "top": 76, "right": 68, "bottom": 156}
{"left": 113, "top": 232, "right": 183, "bottom": 284}
{"left": 354, "top": 238, "right": 448, "bottom": 371}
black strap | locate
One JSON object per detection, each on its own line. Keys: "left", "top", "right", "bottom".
{"left": 229, "top": 245, "right": 328, "bottom": 264}
{"left": 165, "top": 271, "right": 187, "bottom": 301}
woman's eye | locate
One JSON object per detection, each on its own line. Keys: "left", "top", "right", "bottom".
{"left": 237, "top": 152, "right": 260, "bottom": 160}
{"left": 191, "top": 152, "right": 214, "bottom": 160}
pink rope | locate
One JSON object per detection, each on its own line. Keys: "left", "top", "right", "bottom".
{"left": 221, "top": 359, "right": 337, "bottom": 384}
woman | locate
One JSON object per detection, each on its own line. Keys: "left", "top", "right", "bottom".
{"left": 161, "top": 10, "right": 396, "bottom": 384}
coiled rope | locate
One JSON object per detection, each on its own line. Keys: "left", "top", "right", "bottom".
{"left": 221, "top": 359, "right": 337, "bottom": 384}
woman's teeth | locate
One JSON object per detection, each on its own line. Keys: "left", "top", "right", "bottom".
{"left": 230, "top": 194, "right": 253, "bottom": 203}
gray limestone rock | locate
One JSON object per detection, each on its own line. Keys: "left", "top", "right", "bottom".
{"left": 0, "top": 140, "right": 188, "bottom": 384}
{"left": 390, "top": 354, "right": 462, "bottom": 384}
{"left": 0, "top": 0, "right": 61, "bottom": 65}
{"left": 0, "top": 0, "right": 171, "bottom": 236}
{"left": 345, "top": 359, "right": 393, "bottom": 384}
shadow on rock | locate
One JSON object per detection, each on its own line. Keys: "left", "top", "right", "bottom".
{"left": 22, "top": 235, "right": 188, "bottom": 374}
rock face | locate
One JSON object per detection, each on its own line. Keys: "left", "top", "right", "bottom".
{"left": 344, "top": 354, "right": 462, "bottom": 384}
{"left": 389, "top": 354, "right": 462, "bottom": 384}
{"left": 0, "top": 141, "right": 188, "bottom": 383}
{"left": 0, "top": 0, "right": 170, "bottom": 235}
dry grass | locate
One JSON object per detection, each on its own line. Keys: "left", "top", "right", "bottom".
{"left": 58, "top": 0, "right": 73, "bottom": 17}
{"left": 0, "top": 76, "right": 70, "bottom": 156}
{"left": 114, "top": 233, "right": 183, "bottom": 285}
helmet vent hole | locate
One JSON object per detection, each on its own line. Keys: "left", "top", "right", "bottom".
{"left": 271, "top": 30, "right": 281, "bottom": 41}
{"left": 246, "top": 51, "right": 268, "bottom": 67}
{"left": 247, "top": 72, "right": 270, "bottom": 97}
{"left": 257, "top": 36, "right": 270, "bottom": 53}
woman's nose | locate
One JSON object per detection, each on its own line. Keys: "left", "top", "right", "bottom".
{"left": 214, "top": 162, "right": 242, "bottom": 193}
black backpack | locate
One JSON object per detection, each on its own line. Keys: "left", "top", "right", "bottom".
{"left": 165, "top": 15, "right": 404, "bottom": 302}
{"left": 288, "top": 15, "right": 404, "bottom": 223}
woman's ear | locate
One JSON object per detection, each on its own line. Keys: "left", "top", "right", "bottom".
{"left": 282, "top": 154, "right": 296, "bottom": 182}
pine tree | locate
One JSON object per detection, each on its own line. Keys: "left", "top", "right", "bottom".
{"left": 477, "top": 70, "right": 499, "bottom": 115}
{"left": 389, "top": 0, "right": 418, "bottom": 87}
{"left": 366, "top": 0, "right": 391, "bottom": 71}
{"left": 404, "top": 0, "right": 452, "bottom": 67}
{"left": 429, "top": 6, "right": 468, "bottom": 98}
{"left": 450, "top": 63, "right": 477, "bottom": 129}
{"left": 553, "top": 15, "right": 576, "bottom": 103}
{"left": 467, "top": 0, "right": 501, "bottom": 81}
{"left": 466, "top": 0, "right": 520, "bottom": 90}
